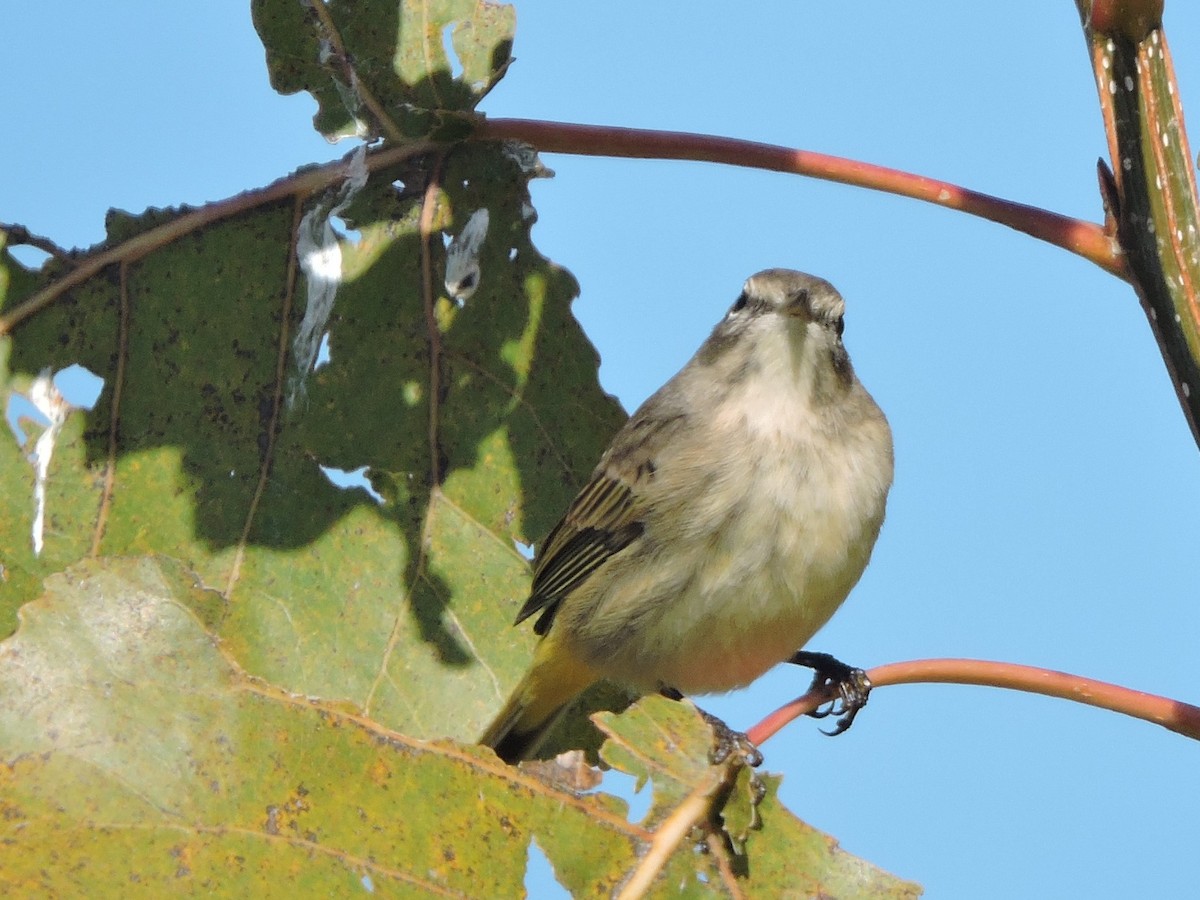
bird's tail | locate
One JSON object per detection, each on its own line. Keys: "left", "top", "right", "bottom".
{"left": 480, "top": 633, "right": 600, "bottom": 764}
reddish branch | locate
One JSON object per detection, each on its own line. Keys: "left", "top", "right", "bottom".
{"left": 2, "top": 120, "right": 1128, "bottom": 336}
{"left": 478, "top": 118, "right": 1128, "bottom": 279}
{"left": 746, "top": 657, "right": 1200, "bottom": 747}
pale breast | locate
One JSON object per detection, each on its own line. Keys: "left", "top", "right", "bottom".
{"left": 571, "top": 390, "right": 891, "bottom": 695}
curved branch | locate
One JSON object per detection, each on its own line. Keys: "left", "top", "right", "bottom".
{"left": 478, "top": 118, "right": 1127, "bottom": 279}
{"left": 0, "top": 141, "right": 438, "bottom": 337}
{"left": 3, "top": 119, "right": 1129, "bottom": 337}
{"left": 746, "top": 657, "right": 1200, "bottom": 747}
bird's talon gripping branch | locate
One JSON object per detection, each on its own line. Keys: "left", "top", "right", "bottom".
{"left": 698, "top": 708, "right": 764, "bottom": 768}
{"left": 789, "top": 650, "right": 872, "bottom": 736}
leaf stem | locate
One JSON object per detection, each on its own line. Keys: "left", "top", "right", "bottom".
{"left": 224, "top": 194, "right": 307, "bottom": 599}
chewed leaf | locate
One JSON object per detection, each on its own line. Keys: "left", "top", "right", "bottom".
{"left": 252, "top": 0, "right": 515, "bottom": 139}
{"left": 593, "top": 697, "right": 922, "bottom": 897}
{"left": 0, "top": 140, "right": 626, "bottom": 744}
{"left": 0, "top": 556, "right": 617, "bottom": 895}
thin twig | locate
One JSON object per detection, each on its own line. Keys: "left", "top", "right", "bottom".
{"left": 616, "top": 772, "right": 725, "bottom": 900}
{"left": 477, "top": 118, "right": 1127, "bottom": 279}
{"left": 746, "top": 657, "right": 1200, "bottom": 747}
{"left": 308, "top": 0, "right": 406, "bottom": 143}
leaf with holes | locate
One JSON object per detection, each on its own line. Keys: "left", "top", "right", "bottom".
{"left": 0, "top": 563, "right": 922, "bottom": 897}
{"left": 0, "top": 556, "right": 638, "bottom": 895}
{"left": 0, "top": 1, "right": 623, "bottom": 745}
{"left": 253, "top": 0, "right": 515, "bottom": 140}
{"left": 594, "top": 695, "right": 923, "bottom": 898}
{"left": 0, "top": 2, "right": 926, "bottom": 893}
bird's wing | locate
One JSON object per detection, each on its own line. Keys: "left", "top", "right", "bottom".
{"left": 515, "top": 406, "right": 689, "bottom": 635}
{"left": 515, "top": 470, "right": 643, "bottom": 635}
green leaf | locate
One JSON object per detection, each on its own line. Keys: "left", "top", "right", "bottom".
{"left": 0, "top": 140, "right": 624, "bottom": 743}
{"left": 593, "top": 696, "right": 922, "bottom": 898}
{"left": 252, "top": 0, "right": 515, "bottom": 139}
{"left": 0, "top": 556, "right": 629, "bottom": 895}
{"left": 0, "top": 577, "right": 919, "bottom": 897}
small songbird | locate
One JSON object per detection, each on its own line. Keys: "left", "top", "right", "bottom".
{"left": 481, "top": 269, "right": 894, "bottom": 763}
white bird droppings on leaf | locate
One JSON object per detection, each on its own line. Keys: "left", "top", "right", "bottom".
{"left": 23, "top": 370, "right": 73, "bottom": 556}
{"left": 501, "top": 141, "right": 555, "bottom": 179}
{"left": 289, "top": 145, "right": 369, "bottom": 407}
{"left": 444, "top": 208, "right": 490, "bottom": 303}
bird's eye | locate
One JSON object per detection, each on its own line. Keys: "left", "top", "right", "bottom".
{"left": 835, "top": 316, "right": 845, "bottom": 337}
{"left": 729, "top": 292, "right": 749, "bottom": 314}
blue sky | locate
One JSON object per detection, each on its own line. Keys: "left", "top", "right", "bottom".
{"left": 7, "top": 3, "right": 1200, "bottom": 897}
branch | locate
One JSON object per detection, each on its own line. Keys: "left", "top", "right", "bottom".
{"left": 746, "top": 657, "right": 1200, "bottom": 747}
{"left": 477, "top": 117, "right": 1126, "bottom": 279}
{"left": 1075, "top": 5, "right": 1200, "bottom": 449}
{"left": 0, "top": 141, "right": 438, "bottom": 337}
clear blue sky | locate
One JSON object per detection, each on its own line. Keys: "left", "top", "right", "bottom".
{"left": 7, "top": 3, "right": 1200, "bottom": 897}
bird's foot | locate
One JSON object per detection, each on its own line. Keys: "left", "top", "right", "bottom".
{"left": 696, "top": 708, "right": 764, "bottom": 769}
{"left": 788, "top": 650, "right": 871, "bottom": 736}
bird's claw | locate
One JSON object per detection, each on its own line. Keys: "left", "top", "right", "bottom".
{"left": 698, "top": 708, "right": 764, "bottom": 769}
{"left": 790, "top": 650, "right": 872, "bottom": 736}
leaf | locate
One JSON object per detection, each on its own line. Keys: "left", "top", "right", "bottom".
{"left": 0, "top": 135, "right": 624, "bottom": 745}
{"left": 252, "top": 0, "right": 515, "bottom": 139}
{"left": 0, "top": 572, "right": 919, "bottom": 897}
{"left": 0, "top": 4, "right": 923, "bottom": 890}
{"left": 0, "top": 556, "right": 625, "bottom": 895}
{"left": 594, "top": 696, "right": 923, "bottom": 898}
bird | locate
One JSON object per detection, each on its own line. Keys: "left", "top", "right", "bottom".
{"left": 480, "top": 268, "right": 894, "bottom": 763}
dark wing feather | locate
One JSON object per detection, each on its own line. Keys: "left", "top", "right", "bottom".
{"left": 515, "top": 473, "right": 643, "bottom": 634}
{"left": 514, "top": 403, "right": 690, "bottom": 635}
